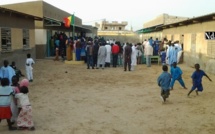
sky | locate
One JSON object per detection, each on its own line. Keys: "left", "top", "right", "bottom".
{"left": 0, "top": 0, "right": 215, "bottom": 31}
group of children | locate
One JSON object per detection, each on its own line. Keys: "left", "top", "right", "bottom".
{"left": 0, "top": 53, "right": 35, "bottom": 131}
{"left": 157, "top": 63, "right": 212, "bottom": 103}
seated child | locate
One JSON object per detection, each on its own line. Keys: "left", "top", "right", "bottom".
{"left": 0, "top": 78, "right": 17, "bottom": 130}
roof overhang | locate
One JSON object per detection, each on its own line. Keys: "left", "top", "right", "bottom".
{"left": 44, "top": 16, "right": 61, "bottom": 26}
{"left": 135, "top": 24, "right": 163, "bottom": 34}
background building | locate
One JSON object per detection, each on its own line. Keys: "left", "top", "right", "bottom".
{"left": 95, "top": 20, "right": 138, "bottom": 43}
{"left": 2, "top": 1, "right": 97, "bottom": 59}
{"left": 137, "top": 14, "right": 189, "bottom": 42}
{"left": 136, "top": 13, "right": 215, "bottom": 74}
{"left": 0, "top": 7, "right": 42, "bottom": 67}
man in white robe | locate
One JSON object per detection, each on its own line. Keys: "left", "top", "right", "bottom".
{"left": 174, "top": 41, "right": 183, "bottom": 63}
{"left": 105, "top": 41, "right": 111, "bottom": 67}
{"left": 167, "top": 41, "right": 177, "bottom": 66}
{"left": 144, "top": 41, "right": 153, "bottom": 67}
{"left": 131, "top": 44, "right": 137, "bottom": 71}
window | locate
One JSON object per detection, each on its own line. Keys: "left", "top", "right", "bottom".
{"left": 23, "top": 29, "right": 30, "bottom": 49}
{"left": 119, "top": 27, "right": 122, "bottom": 30}
{"left": 105, "top": 27, "right": 108, "bottom": 30}
{"left": 1, "top": 28, "right": 11, "bottom": 52}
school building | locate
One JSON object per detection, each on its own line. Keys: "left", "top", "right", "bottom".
{"left": 0, "top": 6, "right": 42, "bottom": 68}
{"left": 137, "top": 13, "right": 215, "bottom": 74}
{"left": 2, "top": 1, "right": 97, "bottom": 59}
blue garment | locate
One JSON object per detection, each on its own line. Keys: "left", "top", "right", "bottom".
{"left": 170, "top": 66, "right": 185, "bottom": 88}
{"left": 0, "top": 66, "right": 15, "bottom": 85}
{"left": 168, "top": 46, "right": 177, "bottom": 65}
{"left": 76, "top": 48, "right": 81, "bottom": 61}
{"left": 160, "top": 51, "right": 166, "bottom": 64}
{"left": 157, "top": 71, "right": 171, "bottom": 91}
{"left": 0, "top": 86, "right": 14, "bottom": 106}
{"left": 55, "top": 40, "right": 60, "bottom": 47}
{"left": 145, "top": 55, "right": 151, "bottom": 67}
{"left": 191, "top": 70, "right": 205, "bottom": 86}
{"left": 171, "top": 66, "right": 182, "bottom": 79}
{"left": 149, "top": 39, "right": 154, "bottom": 47}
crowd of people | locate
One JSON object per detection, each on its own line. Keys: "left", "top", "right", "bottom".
{"left": 0, "top": 35, "right": 213, "bottom": 131}
{"left": 0, "top": 54, "right": 35, "bottom": 131}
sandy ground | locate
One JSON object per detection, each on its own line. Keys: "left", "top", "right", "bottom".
{"left": 0, "top": 59, "right": 215, "bottom": 134}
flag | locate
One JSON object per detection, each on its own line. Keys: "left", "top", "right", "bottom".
{"left": 64, "top": 15, "right": 75, "bottom": 28}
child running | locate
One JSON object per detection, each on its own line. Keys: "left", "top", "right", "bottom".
{"left": 15, "top": 85, "right": 35, "bottom": 130}
{"left": 187, "top": 63, "right": 212, "bottom": 96}
{"left": 170, "top": 62, "right": 187, "bottom": 90}
{"left": 157, "top": 65, "right": 171, "bottom": 103}
{"left": 0, "top": 78, "right": 17, "bottom": 131}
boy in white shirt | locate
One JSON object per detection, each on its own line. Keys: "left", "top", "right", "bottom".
{"left": 25, "top": 54, "right": 35, "bottom": 82}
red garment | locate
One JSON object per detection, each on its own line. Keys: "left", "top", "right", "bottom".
{"left": 112, "top": 44, "right": 119, "bottom": 54}
{"left": 0, "top": 107, "right": 12, "bottom": 119}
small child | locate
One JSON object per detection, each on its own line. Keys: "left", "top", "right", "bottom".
{"left": 0, "top": 78, "right": 17, "bottom": 130}
{"left": 26, "top": 53, "right": 35, "bottom": 82}
{"left": 170, "top": 62, "right": 187, "bottom": 90}
{"left": 15, "top": 86, "right": 35, "bottom": 130}
{"left": 10, "top": 75, "right": 20, "bottom": 124}
{"left": 187, "top": 63, "right": 212, "bottom": 96}
{"left": 10, "top": 61, "right": 25, "bottom": 78}
{"left": 157, "top": 65, "right": 171, "bottom": 103}
{"left": 160, "top": 48, "right": 166, "bottom": 65}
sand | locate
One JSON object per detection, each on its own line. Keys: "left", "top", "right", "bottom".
{"left": 0, "top": 59, "right": 215, "bottom": 134}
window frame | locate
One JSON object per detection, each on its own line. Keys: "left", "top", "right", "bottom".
{"left": 1, "top": 27, "right": 12, "bottom": 53}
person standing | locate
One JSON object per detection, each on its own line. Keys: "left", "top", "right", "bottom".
{"left": 167, "top": 41, "right": 177, "bottom": 66}
{"left": 0, "top": 78, "right": 17, "bottom": 130}
{"left": 93, "top": 39, "right": 99, "bottom": 67}
{"left": 131, "top": 44, "right": 137, "bottom": 71}
{"left": 96, "top": 42, "right": 107, "bottom": 69}
{"left": 15, "top": 86, "right": 35, "bottom": 130}
{"left": 144, "top": 41, "right": 153, "bottom": 67}
{"left": 112, "top": 42, "right": 119, "bottom": 67}
{"left": 75, "top": 39, "right": 82, "bottom": 61}
{"left": 123, "top": 43, "right": 132, "bottom": 71}
{"left": 53, "top": 35, "right": 60, "bottom": 61}
{"left": 105, "top": 41, "right": 111, "bottom": 67}
{"left": 85, "top": 41, "right": 94, "bottom": 69}
{"left": 157, "top": 65, "right": 171, "bottom": 103}
{"left": 136, "top": 43, "right": 143, "bottom": 64}
{"left": 0, "top": 60, "right": 15, "bottom": 85}
{"left": 187, "top": 63, "right": 212, "bottom": 96}
{"left": 25, "top": 53, "right": 35, "bottom": 82}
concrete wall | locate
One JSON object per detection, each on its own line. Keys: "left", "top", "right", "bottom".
{"left": 140, "top": 31, "right": 163, "bottom": 42}
{"left": 163, "top": 20, "right": 215, "bottom": 74}
{"left": 102, "top": 35, "right": 140, "bottom": 44}
{"left": 0, "top": 28, "right": 36, "bottom": 70}
{"left": 143, "top": 14, "right": 188, "bottom": 28}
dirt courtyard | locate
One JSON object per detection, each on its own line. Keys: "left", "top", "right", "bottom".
{"left": 0, "top": 59, "right": 215, "bottom": 134}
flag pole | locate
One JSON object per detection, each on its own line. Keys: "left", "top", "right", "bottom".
{"left": 72, "top": 13, "right": 75, "bottom": 41}
{"left": 72, "top": 13, "right": 76, "bottom": 61}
